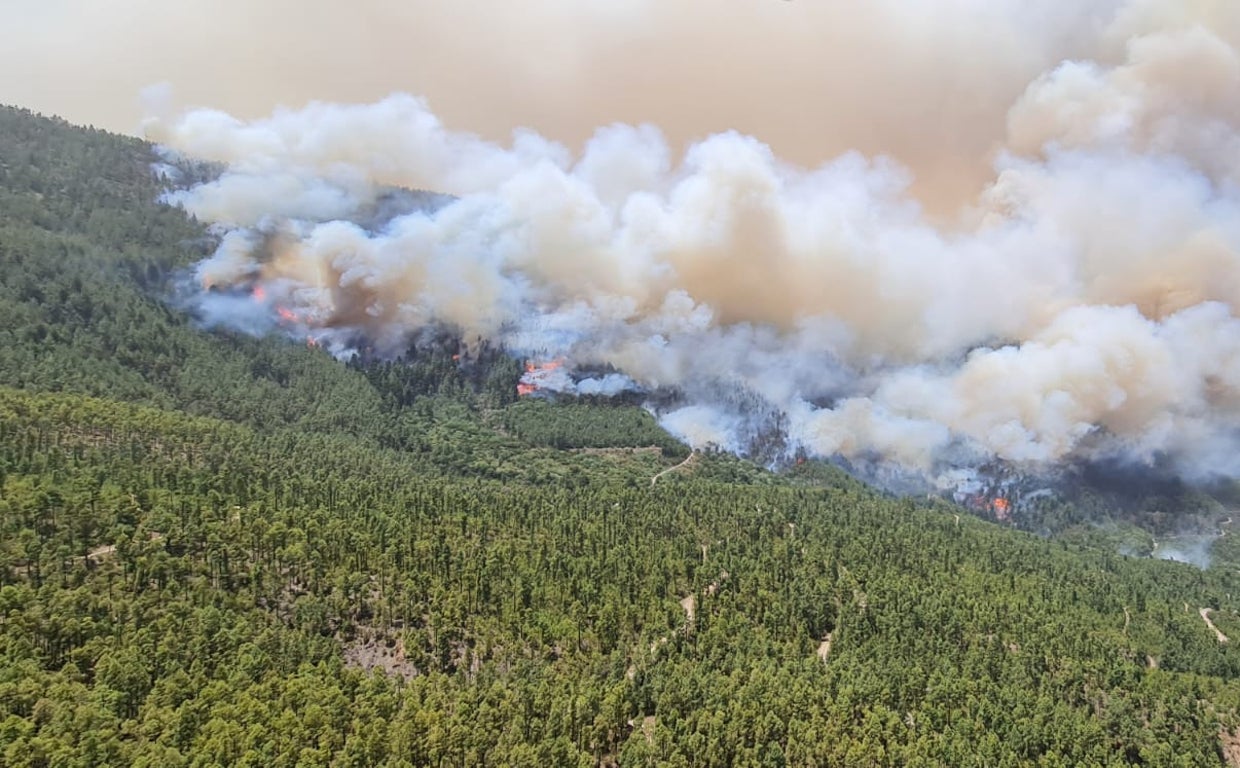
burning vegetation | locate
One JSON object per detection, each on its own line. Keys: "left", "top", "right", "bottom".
{"left": 516, "top": 359, "right": 565, "bottom": 397}
{"left": 161, "top": 1, "right": 1240, "bottom": 509}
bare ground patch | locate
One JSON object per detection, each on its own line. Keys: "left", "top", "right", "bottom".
{"left": 817, "top": 633, "right": 833, "bottom": 662}
{"left": 343, "top": 631, "right": 418, "bottom": 680}
{"left": 1222, "top": 727, "right": 1240, "bottom": 768}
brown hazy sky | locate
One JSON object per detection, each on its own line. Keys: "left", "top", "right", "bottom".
{"left": 0, "top": 0, "right": 1122, "bottom": 209}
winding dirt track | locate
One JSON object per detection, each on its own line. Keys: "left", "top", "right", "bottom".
{"left": 1201, "top": 608, "right": 1230, "bottom": 644}
{"left": 650, "top": 451, "right": 699, "bottom": 486}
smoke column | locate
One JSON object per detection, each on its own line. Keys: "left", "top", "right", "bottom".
{"left": 150, "top": 0, "right": 1240, "bottom": 483}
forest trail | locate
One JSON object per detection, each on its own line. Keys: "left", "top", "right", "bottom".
{"left": 1123, "top": 607, "right": 1131, "bottom": 634}
{"left": 1200, "top": 608, "right": 1230, "bottom": 644}
{"left": 651, "top": 451, "right": 699, "bottom": 486}
{"left": 571, "top": 445, "right": 662, "bottom": 456}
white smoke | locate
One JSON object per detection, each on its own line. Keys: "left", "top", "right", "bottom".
{"left": 152, "top": 0, "right": 1240, "bottom": 482}
{"left": 1155, "top": 536, "right": 1217, "bottom": 569}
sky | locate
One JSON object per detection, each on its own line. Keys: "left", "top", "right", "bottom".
{"left": 0, "top": 0, "right": 1128, "bottom": 214}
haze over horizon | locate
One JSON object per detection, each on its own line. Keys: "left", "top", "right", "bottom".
{"left": 0, "top": 0, "right": 1150, "bottom": 214}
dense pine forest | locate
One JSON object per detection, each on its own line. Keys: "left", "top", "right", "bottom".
{"left": 3, "top": 105, "right": 1240, "bottom": 766}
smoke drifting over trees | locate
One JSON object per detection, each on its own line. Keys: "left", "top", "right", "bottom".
{"left": 146, "top": 0, "right": 1240, "bottom": 482}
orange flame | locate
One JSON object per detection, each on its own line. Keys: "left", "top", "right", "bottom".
{"left": 524, "top": 359, "right": 563, "bottom": 374}
{"left": 251, "top": 285, "right": 266, "bottom": 302}
{"left": 991, "top": 497, "right": 1011, "bottom": 521}
{"left": 276, "top": 306, "right": 298, "bottom": 323}
{"left": 517, "top": 358, "right": 566, "bottom": 396}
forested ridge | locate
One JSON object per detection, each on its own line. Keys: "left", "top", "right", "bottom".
{"left": 3, "top": 104, "right": 1240, "bottom": 766}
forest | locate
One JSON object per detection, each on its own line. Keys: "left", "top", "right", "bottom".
{"left": 2, "top": 104, "right": 1240, "bottom": 766}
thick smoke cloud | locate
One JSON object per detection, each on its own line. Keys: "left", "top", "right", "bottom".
{"left": 152, "top": 0, "right": 1240, "bottom": 483}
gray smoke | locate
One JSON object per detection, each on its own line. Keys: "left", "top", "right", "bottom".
{"left": 1155, "top": 536, "right": 1217, "bottom": 569}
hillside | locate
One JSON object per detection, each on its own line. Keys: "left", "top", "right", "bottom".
{"left": 2, "top": 105, "right": 1240, "bottom": 766}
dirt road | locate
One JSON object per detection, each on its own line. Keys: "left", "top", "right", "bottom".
{"left": 651, "top": 451, "right": 699, "bottom": 486}
{"left": 1201, "top": 608, "right": 1230, "bottom": 644}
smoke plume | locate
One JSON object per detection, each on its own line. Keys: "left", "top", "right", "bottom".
{"left": 150, "top": 0, "right": 1240, "bottom": 484}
